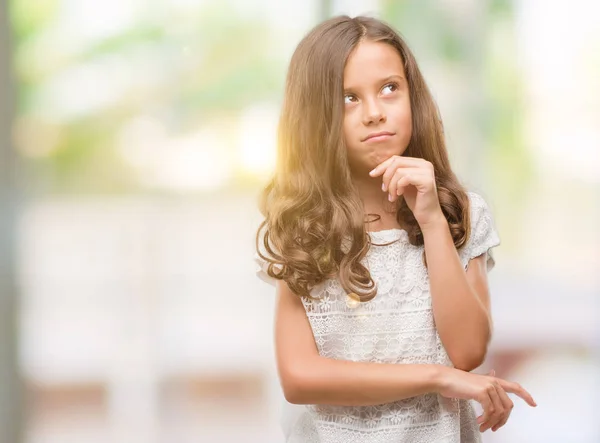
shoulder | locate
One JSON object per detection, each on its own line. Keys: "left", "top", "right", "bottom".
{"left": 463, "top": 191, "right": 500, "bottom": 244}
{"left": 459, "top": 191, "right": 501, "bottom": 269}
{"left": 466, "top": 191, "right": 489, "bottom": 210}
{"left": 465, "top": 191, "right": 496, "bottom": 222}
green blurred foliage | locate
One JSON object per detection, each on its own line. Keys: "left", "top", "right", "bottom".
{"left": 10, "top": 0, "right": 60, "bottom": 41}
{"left": 11, "top": 1, "right": 285, "bottom": 194}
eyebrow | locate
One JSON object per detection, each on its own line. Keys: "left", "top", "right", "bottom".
{"left": 343, "top": 74, "right": 406, "bottom": 92}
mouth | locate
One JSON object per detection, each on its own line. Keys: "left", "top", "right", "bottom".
{"left": 362, "top": 131, "right": 395, "bottom": 143}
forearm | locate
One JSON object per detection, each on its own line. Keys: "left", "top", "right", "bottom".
{"left": 284, "top": 357, "right": 443, "bottom": 406}
{"left": 422, "top": 219, "right": 492, "bottom": 371}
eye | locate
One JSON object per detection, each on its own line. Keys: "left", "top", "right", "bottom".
{"left": 382, "top": 82, "right": 399, "bottom": 95}
{"left": 344, "top": 94, "right": 357, "bottom": 104}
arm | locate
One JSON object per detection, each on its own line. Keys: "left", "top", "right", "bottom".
{"left": 275, "top": 280, "right": 443, "bottom": 406}
{"left": 422, "top": 219, "right": 492, "bottom": 372}
{"left": 368, "top": 156, "right": 497, "bottom": 372}
{"left": 270, "top": 265, "right": 537, "bottom": 430}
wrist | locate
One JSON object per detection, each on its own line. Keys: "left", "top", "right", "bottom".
{"left": 430, "top": 365, "right": 452, "bottom": 393}
{"left": 420, "top": 213, "right": 448, "bottom": 235}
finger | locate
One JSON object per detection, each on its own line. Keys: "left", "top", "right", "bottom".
{"left": 497, "top": 380, "right": 537, "bottom": 407}
{"left": 480, "top": 384, "right": 504, "bottom": 433}
{"left": 388, "top": 169, "right": 421, "bottom": 201}
{"left": 369, "top": 156, "right": 427, "bottom": 177}
{"left": 395, "top": 176, "right": 412, "bottom": 197}
{"left": 485, "top": 384, "right": 508, "bottom": 433}
{"left": 395, "top": 172, "right": 431, "bottom": 194}
{"left": 492, "top": 386, "right": 514, "bottom": 432}
{"left": 386, "top": 169, "right": 402, "bottom": 200}
{"left": 382, "top": 166, "right": 420, "bottom": 193}
{"left": 390, "top": 176, "right": 414, "bottom": 202}
{"left": 369, "top": 156, "right": 397, "bottom": 178}
{"left": 380, "top": 159, "right": 398, "bottom": 192}
{"left": 478, "top": 392, "right": 495, "bottom": 430}
{"left": 388, "top": 156, "right": 430, "bottom": 169}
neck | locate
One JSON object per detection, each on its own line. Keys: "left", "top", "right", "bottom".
{"left": 352, "top": 174, "right": 402, "bottom": 231}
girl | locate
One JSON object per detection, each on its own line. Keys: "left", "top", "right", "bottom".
{"left": 255, "top": 15, "right": 536, "bottom": 443}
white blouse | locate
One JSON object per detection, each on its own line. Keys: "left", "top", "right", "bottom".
{"left": 256, "top": 191, "right": 500, "bottom": 443}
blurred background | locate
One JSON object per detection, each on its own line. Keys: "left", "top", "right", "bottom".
{"left": 1, "top": 0, "right": 599, "bottom": 442}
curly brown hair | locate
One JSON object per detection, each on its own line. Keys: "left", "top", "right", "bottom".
{"left": 256, "top": 15, "right": 471, "bottom": 302}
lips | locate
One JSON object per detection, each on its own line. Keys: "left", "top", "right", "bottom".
{"left": 363, "top": 131, "right": 395, "bottom": 142}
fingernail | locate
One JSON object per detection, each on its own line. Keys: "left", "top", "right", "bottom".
{"left": 382, "top": 183, "right": 386, "bottom": 191}
{"left": 369, "top": 169, "right": 377, "bottom": 176}
{"left": 388, "top": 194, "right": 393, "bottom": 201}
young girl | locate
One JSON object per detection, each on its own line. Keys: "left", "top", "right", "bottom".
{"left": 255, "top": 15, "right": 536, "bottom": 443}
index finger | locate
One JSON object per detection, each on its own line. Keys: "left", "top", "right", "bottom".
{"left": 369, "top": 156, "right": 427, "bottom": 177}
{"left": 498, "top": 380, "right": 537, "bottom": 407}
{"left": 369, "top": 157, "right": 396, "bottom": 177}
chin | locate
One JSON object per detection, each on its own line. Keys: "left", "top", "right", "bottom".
{"left": 374, "top": 149, "right": 404, "bottom": 164}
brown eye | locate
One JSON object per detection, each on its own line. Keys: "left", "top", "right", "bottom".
{"left": 381, "top": 83, "right": 398, "bottom": 95}
{"left": 344, "top": 94, "right": 357, "bottom": 104}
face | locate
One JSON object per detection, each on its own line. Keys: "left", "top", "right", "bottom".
{"left": 342, "top": 40, "right": 412, "bottom": 175}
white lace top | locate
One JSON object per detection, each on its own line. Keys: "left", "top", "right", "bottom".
{"left": 255, "top": 192, "right": 500, "bottom": 443}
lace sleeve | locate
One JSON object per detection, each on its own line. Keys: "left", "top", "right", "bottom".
{"left": 254, "top": 229, "right": 282, "bottom": 287}
{"left": 460, "top": 192, "right": 501, "bottom": 272}
{"left": 254, "top": 252, "right": 281, "bottom": 287}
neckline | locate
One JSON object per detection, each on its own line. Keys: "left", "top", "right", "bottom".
{"left": 366, "top": 228, "right": 404, "bottom": 234}
{"left": 367, "top": 228, "right": 407, "bottom": 242}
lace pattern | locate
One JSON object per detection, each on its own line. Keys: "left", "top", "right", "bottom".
{"left": 255, "top": 192, "right": 500, "bottom": 442}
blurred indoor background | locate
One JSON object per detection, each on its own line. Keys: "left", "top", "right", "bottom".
{"left": 1, "top": 0, "right": 599, "bottom": 442}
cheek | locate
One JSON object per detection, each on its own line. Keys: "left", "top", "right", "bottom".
{"left": 391, "top": 103, "right": 413, "bottom": 132}
{"left": 343, "top": 119, "right": 366, "bottom": 170}
{"left": 342, "top": 118, "right": 351, "bottom": 143}
{"left": 343, "top": 109, "right": 359, "bottom": 137}
{"left": 389, "top": 105, "right": 413, "bottom": 153}
{"left": 343, "top": 115, "right": 359, "bottom": 152}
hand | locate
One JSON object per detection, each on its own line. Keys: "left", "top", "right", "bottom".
{"left": 369, "top": 156, "right": 444, "bottom": 229}
{"left": 437, "top": 367, "right": 537, "bottom": 433}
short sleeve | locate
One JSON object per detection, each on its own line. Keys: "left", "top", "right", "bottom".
{"left": 460, "top": 192, "right": 501, "bottom": 272}
{"left": 254, "top": 229, "right": 283, "bottom": 287}
{"left": 254, "top": 252, "right": 281, "bottom": 287}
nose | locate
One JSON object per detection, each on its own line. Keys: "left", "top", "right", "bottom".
{"left": 362, "top": 98, "right": 386, "bottom": 125}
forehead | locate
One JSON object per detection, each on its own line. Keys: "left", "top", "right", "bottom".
{"left": 343, "top": 40, "right": 405, "bottom": 87}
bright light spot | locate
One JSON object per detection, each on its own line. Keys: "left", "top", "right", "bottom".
{"left": 153, "top": 130, "right": 231, "bottom": 192}
{"left": 238, "top": 104, "right": 278, "bottom": 175}
{"left": 119, "top": 119, "right": 231, "bottom": 192}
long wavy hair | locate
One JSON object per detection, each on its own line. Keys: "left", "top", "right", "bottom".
{"left": 256, "top": 15, "right": 471, "bottom": 301}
